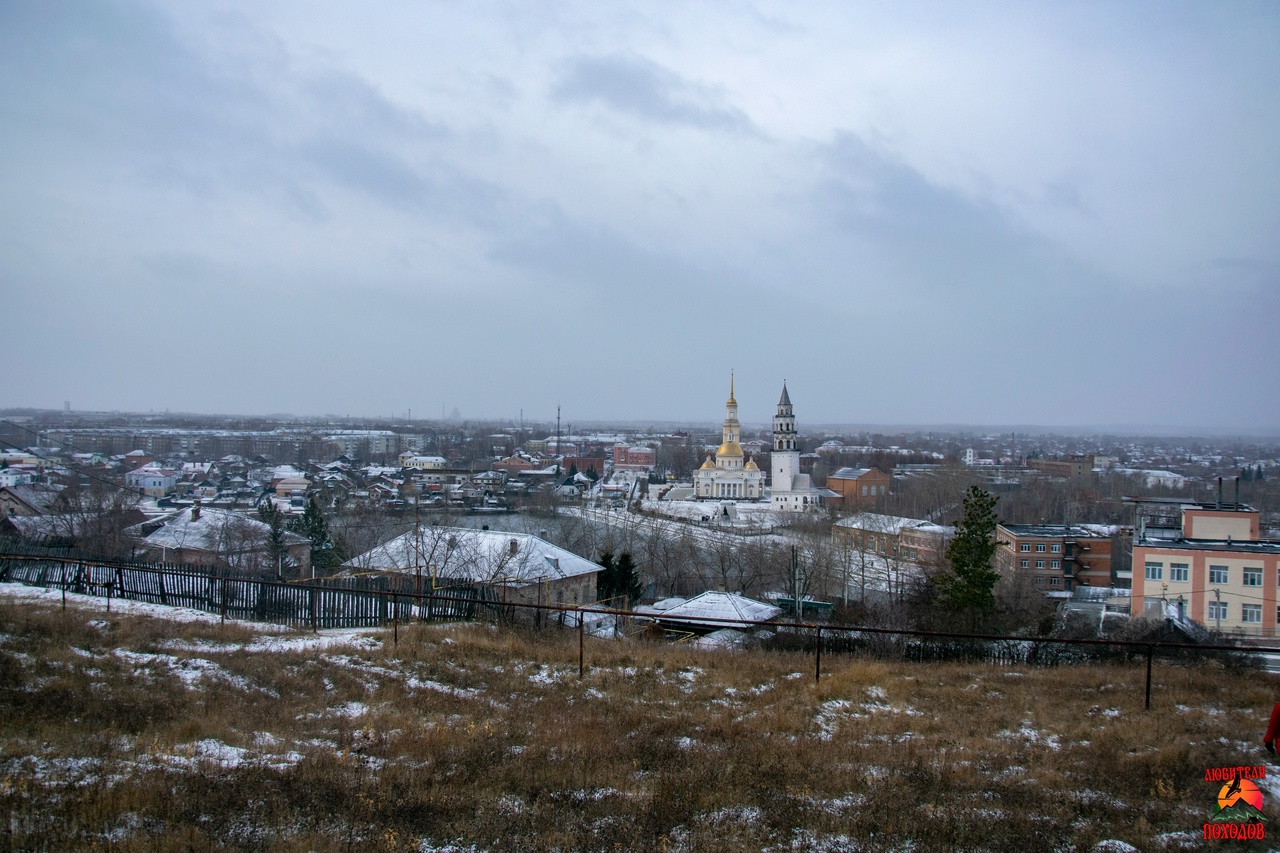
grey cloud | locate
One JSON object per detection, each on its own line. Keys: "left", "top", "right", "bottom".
{"left": 810, "top": 133, "right": 1097, "bottom": 303}
{"left": 551, "top": 54, "right": 754, "bottom": 132}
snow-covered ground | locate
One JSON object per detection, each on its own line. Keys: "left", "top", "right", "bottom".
{"left": 0, "top": 582, "right": 381, "bottom": 652}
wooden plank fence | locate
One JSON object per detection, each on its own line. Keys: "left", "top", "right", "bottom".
{"left": 0, "top": 556, "right": 500, "bottom": 630}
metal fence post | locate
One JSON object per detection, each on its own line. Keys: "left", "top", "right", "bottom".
{"left": 815, "top": 626, "right": 822, "bottom": 684}
{"left": 392, "top": 593, "right": 398, "bottom": 646}
{"left": 1152, "top": 645, "right": 1162, "bottom": 712}
{"left": 579, "top": 612, "right": 585, "bottom": 679}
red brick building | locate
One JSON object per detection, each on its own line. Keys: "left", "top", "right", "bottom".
{"left": 612, "top": 445, "right": 656, "bottom": 472}
{"left": 825, "top": 467, "right": 891, "bottom": 507}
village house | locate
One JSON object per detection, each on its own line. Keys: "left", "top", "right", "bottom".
{"left": 344, "top": 527, "right": 601, "bottom": 609}
{"left": 127, "top": 503, "right": 310, "bottom": 574}
{"left": 0, "top": 483, "right": 65, "bottom": 517}
{"left": 125, "top": 466, "right": 179, "bottom": 497}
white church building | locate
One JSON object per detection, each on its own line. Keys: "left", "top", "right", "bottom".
{"left": 691, "top": 376, "right": 825, "bottom": 510}
{"left": 693, "top": 375, "right": 763, "bottom": 500}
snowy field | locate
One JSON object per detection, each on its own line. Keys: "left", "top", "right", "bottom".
{"left": 2, "top": 580, "right": 1278, "bottom": 851}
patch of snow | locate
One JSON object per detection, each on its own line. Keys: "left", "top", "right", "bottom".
{"left": 405, "top": 678, "right": 481, "bottom": 699}
{"left": 1152, "top": 831, "right": 1201, "bottom": 849}
{"left": 112, "top": 649, "right": 266, "bottom": 694}
{"left": 705, "top": 805, "right": 762, "bottom": 824}
{"left": 998, "top": 723, "right": 1061, "bottom": 750}
{"left": 1092, "top": 842, "right": 1140, "bottom": 853}
{"left": 159, "top": 739, "right": 250, "bottom": 770}
{"left": 527, "top": 665, "right": 566, "bottom": 685}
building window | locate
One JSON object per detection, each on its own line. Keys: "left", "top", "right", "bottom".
{"left": 1020, "top": 544, "right": 1031, "bottom": 552}
{"left": 1035, "top": 543, "right": 1046, "bottom": 553}
{"left": 1050, "top": 544, "right": 1062, "bottom": 553}
{"left": 1242, "top": 604, "right": 1262, "bottom": 624}
{"left": 1169, "top": 564, "right": 1188, "bottom": 583}
{"left": 1050, "top": 560, "right": 1060, "bottom": 570}
{"left": 1208, "top": 600, "right": 1228, "bottom": 621}
{"left": 1020, "top": 559, "right": 1030, "bottom": 568}
{"left": 1144, "top": 562, "right": 1163, "bottom": 581}
{"left": 1048, "top": 577, "right": 1061, "bottom": 588}
{"left": 1243, "top": 569, "right": 1262, "bottom": 587}
{"left": 1034, "top": 576, "right": 1044, "bottom": 587}
{"left": 1209, "top": 565, "right": 1228, "bottom": 585}
{"left": 1035, "top": 560, "right": 1045, "bottom": 569}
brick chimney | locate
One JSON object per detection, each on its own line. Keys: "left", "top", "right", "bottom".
{"left": 191, "top": 501, "right": 201, "bottom": 522}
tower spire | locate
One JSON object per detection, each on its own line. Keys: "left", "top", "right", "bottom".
{"left": 728, "top": 370, "right": 736, "bottom": 405}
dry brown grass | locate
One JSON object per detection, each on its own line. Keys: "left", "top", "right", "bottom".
{"left": 1, "top": 593, "right": 1276, "bottom": 851}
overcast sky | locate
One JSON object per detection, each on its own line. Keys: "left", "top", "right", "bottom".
{"left": 2, "top": 1, "right": 1277, "bottom": 431}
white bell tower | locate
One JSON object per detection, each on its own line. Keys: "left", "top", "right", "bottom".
{"left": 771, "top": 382, "right": 798, "bottom": 506}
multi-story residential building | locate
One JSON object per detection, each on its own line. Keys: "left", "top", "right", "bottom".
{"left": 995, "top": 524, "right": 1116, "bottom": 593}
{"left": 1132, "top": 499, "right": 1279, "bottom": 637}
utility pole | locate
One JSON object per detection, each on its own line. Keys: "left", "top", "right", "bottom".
{"left": 1214, "top": 588, "right": 1222, "bottom": 633}
{"left": 792, "top": 546, "right": 800, "bottom": 618}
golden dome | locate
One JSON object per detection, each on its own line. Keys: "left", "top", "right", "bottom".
{"left": 716, "top": 441, "right": 744, "bottom": 458}
{"left": 700, "top": 455, "right": 717, "bottom": 470}
{"left": 744, "top": 458, "right": 759, "bottom": 470}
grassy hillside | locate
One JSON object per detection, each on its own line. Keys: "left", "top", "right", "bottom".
{"left": 0, "top": 589, "right": 1276, "bottom": 851}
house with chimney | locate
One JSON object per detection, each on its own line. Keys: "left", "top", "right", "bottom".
{"left": 127, "top": 504, "right": 310, "bottom": 575}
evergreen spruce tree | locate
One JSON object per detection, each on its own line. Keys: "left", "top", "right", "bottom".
{"left": 936, "top": 486, "right": 1001, "bottom": 615}
{"left": 257, "top": 499, "right": 291, "bottom": 575}
{"left": 291, "top": 500, "right": 344, "bottom": 571}
{"left": 596, "top": 551, "right": 618, "bottom": 601}
{"left": 613, "top": 552, "right": 644, "bottom": 609}
{"left": 596, "top": 551, "right": 644, "bottom": 607}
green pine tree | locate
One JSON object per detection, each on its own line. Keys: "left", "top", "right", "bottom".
{"left": 596, "top": 551, "right": 643, "bottom": 608}
{"left": 290, "top": 500, "right": 344, "bottom": 571}
{"left": 597, "top": 551, "right": 617, "bottom": 601}
{"left": 613, "top": 552, "right": 644, "bottom": 609}
{"left": 258, "top": 500, "right": 291, "bottom": 574}
{"left": 936, "top": 486, "right": 1001, "bottom": 615}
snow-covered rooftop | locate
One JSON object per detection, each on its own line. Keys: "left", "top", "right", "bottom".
{"left": 657, "top": 590, "right": 782, "bottom": 629}
{"left": 345, "top": 527, "right": 602, "bottom": 586}
{"left": 129, "top": 507, "right": 306, "bottom": 552}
